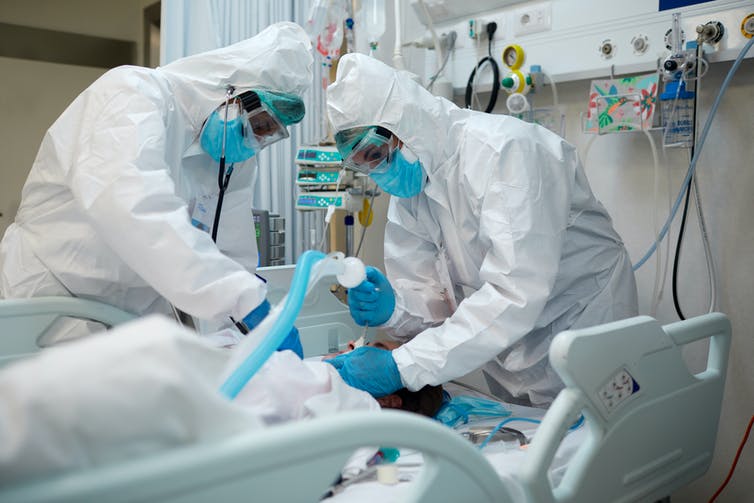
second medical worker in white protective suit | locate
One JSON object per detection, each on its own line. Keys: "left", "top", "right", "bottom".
{"left": 326, "top": 54, "right": 638, "bottom": 407}
{"left": 0, "top": 23, "right": 312, "bottom": 349}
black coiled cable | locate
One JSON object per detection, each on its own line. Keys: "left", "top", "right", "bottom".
{"left": 464, "top": 22, "right": 500, "bottom": 113}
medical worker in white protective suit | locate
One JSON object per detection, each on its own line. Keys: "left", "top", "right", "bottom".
{"left": 326, "top": 54, "right": 638, "bottom": 407}
{"left": 0, "top": 23, "right": 311, "bottom": 350}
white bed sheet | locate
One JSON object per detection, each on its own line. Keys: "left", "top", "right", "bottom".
{"left": 326, "top": 382, "right": 586, "bottom": 502}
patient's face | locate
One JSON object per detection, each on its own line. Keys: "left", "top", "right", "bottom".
{"left": 324, "top": 339, "right": 400, "bottom": 358}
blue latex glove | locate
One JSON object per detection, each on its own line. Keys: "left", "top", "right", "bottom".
{"left": 242, "top": 299, "right": 271, "bottom": 331}
{"left": 277, "top": 326, "right": 303, "bottom": 358}
{"left": 242, "top": 300, "right": 303, "bottom": 358}
{"left": 347, "top": 266, "right": 396, "bottom": 327}
{"left": 326, "top": 346, "right": 402, "bottom": 398}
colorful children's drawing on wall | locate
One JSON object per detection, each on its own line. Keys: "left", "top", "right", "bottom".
{"left": 585, "top": 73, "right": 659, "bottom": 133}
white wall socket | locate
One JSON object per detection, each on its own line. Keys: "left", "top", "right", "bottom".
{"left": 513, "top": 2, "right": 552, "bottom": 36}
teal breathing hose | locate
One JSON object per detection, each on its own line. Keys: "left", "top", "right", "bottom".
{"left": 220, "top": 250, "right": 326, "bottom": 399}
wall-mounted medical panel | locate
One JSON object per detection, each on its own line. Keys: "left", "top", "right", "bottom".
{"left": 422, "top": 0, "right": 753, "bottom": 89}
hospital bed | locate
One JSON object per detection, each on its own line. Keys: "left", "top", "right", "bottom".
{"left": 0, "top": 271, "right": 731, "bottom": 502}
{"left": 0, "top": 296, "right": 136, "bottom": 368}
{"left": 0, "top": 265, "right": 370, "bottom": 368}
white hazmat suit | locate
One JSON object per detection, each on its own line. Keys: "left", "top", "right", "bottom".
{"left": 0, "top": 23, "right": 312, "bottom": 341}
{"left": 327, "top": 54, "right": 638, "bottom": 406}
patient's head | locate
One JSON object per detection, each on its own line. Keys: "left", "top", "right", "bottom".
{"left": 329, "top": 339, "right": 444, "bottom": 418}
{"left": 376, "top": 385, "right": 444, "bottom": 417}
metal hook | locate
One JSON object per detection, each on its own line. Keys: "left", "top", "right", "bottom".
{"left": 610, "top": 64, "right": 615, "bottom": 80}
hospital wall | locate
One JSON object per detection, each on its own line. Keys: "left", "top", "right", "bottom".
{"left": 353, "top": 3, "right": 754, "bottom": 500}
{"left": 0, "top": 0, "right": 154, "bottom": 237}
{"left": 555, "top": 62, "right": 754, "bottom": 502}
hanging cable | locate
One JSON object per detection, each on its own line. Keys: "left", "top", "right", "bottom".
{"left": 693, "top": 174, "right": 717, "bottom": 312}
{"left": 644, "top": 129, "right": 668, "bottom": 317}
{"left": 464, "top": 22, "right": 499, "bottom": 113}
{"left": 708, "top": 415, "right": 754, "bottom": 503}
{"left": 671, "top": 172, "right": 692, "bottom": 319}
{"left": 671, "top": 41, "right": 704, "bottom": 320}
{"left": 632, "top": 36, "right": 754, "bottom": 271}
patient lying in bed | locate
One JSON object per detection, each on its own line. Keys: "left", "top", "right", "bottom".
{"left": 0, "top": 315, "right": 379, "bottom": 485}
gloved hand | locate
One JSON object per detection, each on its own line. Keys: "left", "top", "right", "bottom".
{"left": 326, "top": 346, "right": 402, "bottom": 398}
{"left": 242, "top": 299, "right": 271, "bottom": 331}
{"left": 347, "top": 266, "right": 395, "bottom": 327}
{"left": 242, "top": 300, "right": 303, "bottom": 358}
{"left": 277, "top": 326, "right": 303, "bottom": 359}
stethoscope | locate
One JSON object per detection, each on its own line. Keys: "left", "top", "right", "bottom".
{"left": 211, "top": 85, "right": 237, "bottom": 243}
{"left": 214, "top": 85, "right": 268, "bottom": 335}
{"left": 170, "top": 85, "right": 246, "bottom": 331}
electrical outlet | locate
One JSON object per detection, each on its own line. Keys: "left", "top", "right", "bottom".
{"left": 513, "top": 2, "right": 552, "bottom": 37}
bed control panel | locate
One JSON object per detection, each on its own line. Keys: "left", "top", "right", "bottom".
{"left": 598, "top": 368, "right": 640, "bottom": 413}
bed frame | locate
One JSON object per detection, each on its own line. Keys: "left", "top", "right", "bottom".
{"left": 0, "top": 289, "right": 730, "bottom": 502}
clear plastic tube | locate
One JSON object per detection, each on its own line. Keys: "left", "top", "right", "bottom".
{"left": 541, "top": 71, "right": 559, "bottom": 108}
{"left": 633, "top": 36, "right": 754, "bottom": 270}
{"left": 692, "top": 174, "right": 717, "bottom": 312}
{"left": 392, "top": 0, "right": 405, "bottom": 70}
{"left": 417, "top": 0, "right": 442, "bottom": 72}
{"left": 644, "top": 129, "right": 666, "bottom": 316}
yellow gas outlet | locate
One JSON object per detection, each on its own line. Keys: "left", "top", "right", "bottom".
{"left": 742, "top": 13, "right": 754, "bottom": 39}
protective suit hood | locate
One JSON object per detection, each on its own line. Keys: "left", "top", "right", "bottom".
{"left": 327, "top": 54, "right": 638, "bottom": 407}
{"left": 0, "top": 22, "right": 314, "bottom": 340}
{"left": 327, "top": 53, "right": 455, "bottom": 177}
{"left": 159, "top": 21, "right": 312, "bottom": 129}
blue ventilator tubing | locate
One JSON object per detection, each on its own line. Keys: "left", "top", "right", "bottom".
{"left": 220, "top": 250, "right": 326, "bottom": 399}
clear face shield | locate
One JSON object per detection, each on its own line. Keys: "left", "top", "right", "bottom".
{"left": 200, "top": 91, "right": 290, "bottom": 164}
{"left": 247, "top": 104, "right": 289, "bottom": 150}
{"left": 335, "top": 127, "right": 397, "bottom": 175}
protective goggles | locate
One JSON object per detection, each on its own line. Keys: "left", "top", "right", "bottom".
{"left": 335, "top": 126, "right": 397, "bottom": 175}
{"left": 201, "top": 93, "right": 290, "bottom": 156}
{"left": 247, "top": 103, "right": 289, "bottom": 149}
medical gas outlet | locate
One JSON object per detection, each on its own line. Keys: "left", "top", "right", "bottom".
{"left": 742, "top": 13, "right": 754, "bottom": 38}
{"left": 500, "top": 44, "right": 532, "bottom": 96}
{"left": 501, "top": 71, "right": 532, "bottom": 95}
{"left": 500, "top": 44, "right": 533, "bottom": 115}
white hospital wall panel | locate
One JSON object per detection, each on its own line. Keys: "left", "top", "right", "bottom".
{"left": 422, "top": 0, "right": 753, "bottom": 88}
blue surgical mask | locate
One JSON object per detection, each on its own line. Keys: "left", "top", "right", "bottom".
{"left": 435, "top": 394, "right": 511, "bottom": 428}
{"left": 370, "top": 148, "right": 426, "bottom": 198}
{"left": 200, "top": 110, "right": 258, "bottom": 163}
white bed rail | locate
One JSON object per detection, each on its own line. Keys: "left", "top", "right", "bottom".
{"left": 0, "top": 296, "right": 136, "bottom": 367}
{"left": 0, "top": 409, "right": 514, "bottom": 503}
{"left": 519, "top": 313, "right": 731, "bottom": 503}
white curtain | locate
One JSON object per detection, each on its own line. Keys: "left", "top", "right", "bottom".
{"left": 161, "top": 0, "right": 328, "bottom": 264}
